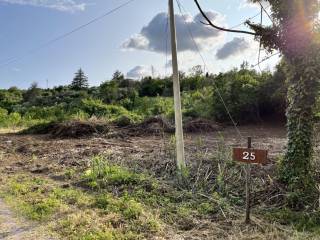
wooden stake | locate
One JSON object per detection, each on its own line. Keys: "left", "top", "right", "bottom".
{"left": 168, "top": 0, "right": 186, "bottom": 173}
{"left": 245, "top": 137, "right": 251, "bottom": 224}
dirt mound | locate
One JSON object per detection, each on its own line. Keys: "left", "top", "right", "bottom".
{"left": 22, "top": 121, "right": 110, "bottom": 138}
{"left": 119, "top": 117, "right": 221, "bottom": 136}
{"left": 49, "top": 121, "right": 110, "bottom": 138}
{"left": 184, "top": 118, "right": 222, "bottom": 133}
{"left": 21, "top": 122, "right": 57, "bottom": 135}
{"left": 124, "top": 116, "right": 175, "bottom": 136}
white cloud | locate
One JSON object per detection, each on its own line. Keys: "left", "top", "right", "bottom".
{"left": 127, "top": 65, "right": 152, "bottom": 79}
{"left": 122, "top": 11, "right": 226, "bottom": 54}
{"left": 239, "top": 0, "right": 257, "bottom": 9}
{"left": 0, "top": 0, "right": 86, "bottom": 12}
{"left": 238, "top": 0, "right": 268, "bottom": 10}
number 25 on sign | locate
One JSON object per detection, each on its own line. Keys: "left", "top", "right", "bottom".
{"left": 233, "top": 148, "right": 269, "bottom": 165}
{"left": 232, "top": 137, "right": 270, "bottom": 224}
{"left": 243, "top": 151, "right": 255, "bottom": 161}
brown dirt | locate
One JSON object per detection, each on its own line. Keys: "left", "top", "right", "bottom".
{"left": 0, "top": 124, "right": 300, "bottom": 239}
{"left": 0, "top": 199, "right": 54, "bottom": 240}
{"left": 184, "top": 118, "right": 222, "bottom": 133}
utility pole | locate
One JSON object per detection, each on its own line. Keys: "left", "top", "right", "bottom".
{"left": 168, "top": 0, "right": 186, "bottom": 174}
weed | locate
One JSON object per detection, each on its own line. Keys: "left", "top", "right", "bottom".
{"left": 266, "top": 208, "right": 320, "bottom": 232}
{"left": 83, "top": 155, "right": 145, "bottom": 189}
{"left": 65, "top": 169, "right": 76, "bottom": 180}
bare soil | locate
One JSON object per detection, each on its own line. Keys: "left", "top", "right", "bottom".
{"left": 0, "top": 199, "right": 53, "bottom": 240}
{"left": 0, "top": 123, "right": 306, "bottom": 239}
{"left": 0, "top": 124, "right": 287, "bottom": 170}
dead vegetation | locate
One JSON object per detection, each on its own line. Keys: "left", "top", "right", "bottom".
{"left": 1, "top": 124, "right": 318, "bottom": 239}
{"left": 22, "top": 120, "right": 110, "bottom": 138}
{"left": 21, "top": 117, "right": 223, "bottom": 139}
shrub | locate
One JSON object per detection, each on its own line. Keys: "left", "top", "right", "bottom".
{"left": 80, "top": 98, "right": 130, "bottom": 120}
{"left": 113, "top": 112, "right": 142, "bottom": 127}
{"left": 182, "top": 88, "right": 214, "bottom": 119}
{"left": 0, "top": 107, "right": 8, "bottom": 125}
{"left": 134, "top": 96, "right": 174, "bottom": 119}
{"left": 212, "top": 69, "right": 261, "bottom": 123}
{"left": 7, "top": 112, "right": 22, "bottom": 128}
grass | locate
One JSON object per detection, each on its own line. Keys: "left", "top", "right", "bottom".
{"left": 0, "top": 174, "right": 162, "bottom": 239}
{"left": 265, "top": 208, "right": 320, "bottom": 233}
{"left": 0, "top": 127, "right": 25, "bottom": 134}
{"left": 0, "top": 156, "right": 229, "bottom": 239}
{"left": 79, "top": 155, "right": 243, "bottom": 232}
{"left": 1, "top": 155, "right": 320, "bottom": 239}
{"left": 83, "top": 155, "right": 146, "bottom": 189}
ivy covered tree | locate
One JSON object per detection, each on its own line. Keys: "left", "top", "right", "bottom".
{"left": 195, "top": 0, "right": 320, "bottom": 206}
{"left": 71, "top": 68, "right": 89, "bottom": 90}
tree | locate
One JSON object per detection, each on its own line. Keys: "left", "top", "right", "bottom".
{"left": 23, "top": 82, "right": 41, "bottom": 103}
{"left": 112, "top": 70, "right": 124, "bottom": 81}
{"left": 71, "top": 68, "right": 89, "bottom": 90}
{"left": 0, "top": 86, "right": 23, "bottom": 110}
{"left": 190, "top": 65, "right": 204, "bottom": 77}
{"left": 194, "top": 0, "right": 320, "bottom": 206}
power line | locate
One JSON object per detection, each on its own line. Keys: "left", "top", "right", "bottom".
{"left": 230, "top": 4, "right": 271, "bottom": 30}
{"left": 176, "top": 0, "right": 244, "bottom": 141}
{"left": 257, "top": 5, "right": 263, "bottom": 72}
{"left": 230, "top": 12, "right": 261, "bottom": 30}
{"left": 164, "top": 8, "right": 170, "bottom": 77}
{"left": 251, "top": 52, "right": 280, "bottom": 67}
{"left": 0, "top": 0, "right": 136, "bottom": 69}
{"left": 256, "top": 0, "right": 274, "bottom": 25}
{"left": 176, "top": 1, "right": 207, "bottom": 72}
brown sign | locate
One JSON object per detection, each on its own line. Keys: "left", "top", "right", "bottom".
{"left": 233, "top": 148, "right": 269, "bottom": 165}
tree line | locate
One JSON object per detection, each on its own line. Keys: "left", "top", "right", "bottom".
{"left": 0, "top": 62, "right": 288, "bottom": 127}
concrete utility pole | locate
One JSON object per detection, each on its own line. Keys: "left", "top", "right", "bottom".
{"left": 168, "top": 0, "right": 186, "bottom": 172}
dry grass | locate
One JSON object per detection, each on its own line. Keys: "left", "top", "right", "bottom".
{"left": 0, "top": 125, "right": 319, "bottom": 239}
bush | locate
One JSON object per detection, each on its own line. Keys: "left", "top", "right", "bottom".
{"left": 23, "top": 106, "right": 66, "bottom": 122}
{"left": 134, "top": 96, "right": 174, "bottom": 119}
{"left": 182, "top": 88, "right": 214, "bottom": 119}
{"left": 80, "top": 98, "right": 131, "bottom": 120}
{"left": 0, "top": 108, "right": 8, "bottom": 125}
{"left": 113, "top": 113, "right": 142, "bottom": 127}
{"left": 7, "top": 112, "right": 22, "bottom": 128}
{"left": 212, "top": 69, "right": 261, "bottom": 123}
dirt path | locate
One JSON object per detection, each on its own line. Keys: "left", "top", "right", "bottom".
{"left": 0, "top": 199, "right": 53, "bottom": 240}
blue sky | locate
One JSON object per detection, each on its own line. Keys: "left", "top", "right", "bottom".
{"left": 0, "top": 0, "right": 279, "bottom": 89}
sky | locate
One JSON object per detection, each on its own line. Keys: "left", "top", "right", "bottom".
{"left": 0, "top": 0, "right": 280, "bottom": 89}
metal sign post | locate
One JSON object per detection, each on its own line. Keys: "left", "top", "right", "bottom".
{"left": 233, "top": 137, "right": 269, "bottom": 224}
{"left": 245, "top": 137, "right": 252, "bottom": 224}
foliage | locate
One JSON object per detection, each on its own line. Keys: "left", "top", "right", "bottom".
{"left": 23, "top": 82, "right": 41, "bottom": 103}
{"left": 212, "top": 68, "right": 272, "bottom": 123}
{"left": 279, "top": 48, "right": 320, "bottom": 207}
{"left": 71, "top": 68, "right": 89, "bottom": 90}
{"left": 0, "top": 64, "right": 289, "bottom": 129}
{"left": 0, "top": 174, "right": 162, "bottom": 239}
{"left": 249, "top": 0, "right": 320, "bottom": 206}
{"left": 83, "top": 155, "right": 145, "bottom": 189}
{"left": 266, "top": 208, "right": 320, "bottom": 232}
{"left": 0, "top": 87, "right": 23, "bottom": 111}
{"left": 182, "top": 88, "right": 214, "bottom": 119}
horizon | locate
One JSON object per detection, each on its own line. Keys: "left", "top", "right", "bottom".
{"left": 0, "top": 0, "right": 279, "bottom": 89}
